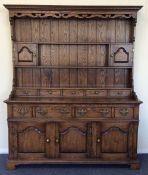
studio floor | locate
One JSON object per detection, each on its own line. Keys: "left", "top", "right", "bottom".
{"left": 0, "top": 154, "right": 147, "bottom": 175}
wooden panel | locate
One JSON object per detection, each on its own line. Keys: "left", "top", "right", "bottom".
{"left": 35, "top": 105, "right": 71, "bottom": 118}
{"left": 86, "top": 89, "right": 107, "bottom": 97}
{"left": 15, "top": 43, "right": 38, "bottom": 66}
{"left": 69, "top": 19, "right": 78, "bottom": 42}
{"left": 18, "top": 123, "right": 45, "bottom": 153}
{"left": 31, "top": 19, "right": 40, "bottom": 42}
{"left": 15, "top": 88, "right": 37, "bottom": 96}
{"left": 39, "top": 19, "right": 51, "bottom": 42}
{"left": 96, "top": 20, "right": 107, "bottom": 42}
{"left": 50, "top": 19, "right": 59, "bottom": 42}
{"left": 115, "top": 107, "right": 134, "bottom": 118}
{"left": 63, "top": 89, "right": 83, "bottom": 97}
{"left": 108, "top": 89, "right": 131, "bottom": 97}
{"left": 15, "top": 19, "right": 32, "bottom": 41}
{"left": 59, "top": 19, "right": 69, "bottom": 42}
{"left": 40, "top": 89, "right": 60, "bottom": 97}
{"left": 69, "top": 46, "right": 78, "bottom": 87}
{"left": 76, "top": 106, "right": 111, "bottom": 118}
{"left": 13, "top": 105, "right": 32, "bottom": 117}
{"left": 22, "top": 68, "right": 33, "bottom": 87}
{"left": 58, "top": 122, "right": 90, "bottom": 154}
{"left": 115, "top": 20, "right": 126, "bottom": 43}
{"left": 101, "top": 123, "right": 128, "bottom": 153}
{"left": 46, "top": 122, "right": 56, "bottom": 158}
{"left": 109, "top": 44, "right": 133, "bottom": 66}
{"left": 59, "top": 45, "right": 69, "bottom": 87}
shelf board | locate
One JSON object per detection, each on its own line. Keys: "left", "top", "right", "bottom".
{"left": 14, "top": 66, "right": 132, "bottom": 69}
{"left": 14, "top": 41, "right": 133, "bottom": 45}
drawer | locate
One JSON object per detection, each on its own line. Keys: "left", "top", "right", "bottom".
{"left": 40, "top": 89, "right": 60, "bottom": 97}
{"left": 76, "top": 106, "right": 111, "bottom": 118}
{"left": 108, "top": 90, "right": 131, "bottom": 97}
{"left": 86, "top": 89, "right": 107, "bottom": 97}
{"left": 13, "top": 105, "right": 32, "bottom": 117}
{"left": 15, "top": 89, "right": 37, "bottom": 96}
{"left": 63, "top": 90, "right": 83, "bottom": 97}
{"left": 115, "top": 107, "right": 134, "bottom": 118}
{"left": 35, "top": 105, "right": 71, "bottom": 118}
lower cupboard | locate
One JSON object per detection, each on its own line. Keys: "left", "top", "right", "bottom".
{"left": 8, "top": 121, "right": 138, "bottom": 161}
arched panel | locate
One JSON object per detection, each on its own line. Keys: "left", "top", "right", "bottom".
{"left": 101, "top": 127, "right": 128, "bottom": 153}
{"left": 59, "top": 126, "right": 87, "bottom": 153}
{"left": 18, "top": 126, "right": 45, "bottom": 153}
{"left": 18, "top": 47, "right": 33, "bottom": 62}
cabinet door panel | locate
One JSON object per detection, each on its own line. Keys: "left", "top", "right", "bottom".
{"left": 100, "top": 123, "right": 128, "bottom": 153}
{"left": 109, "top": 44, "right": 133, "bottom": 66}
{"left": 18, "top": 123, "right": 45, "bottom": 153}
{"left": 56, "top": 121, "right": 92, "bottom": 158}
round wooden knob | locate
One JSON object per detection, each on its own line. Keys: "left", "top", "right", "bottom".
{"left": 97, "top": 138, "right": 100, "bottom": 143}
{"left": 46, "top": 138, "right": 50, "bottom": 143}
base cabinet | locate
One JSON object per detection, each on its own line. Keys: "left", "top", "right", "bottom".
{"left": 8, "top": 121, "right": 138, "bottom": 162}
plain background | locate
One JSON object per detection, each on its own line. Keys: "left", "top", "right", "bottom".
{"left": 0, "top": 0, "right": 147, "bottom": 154}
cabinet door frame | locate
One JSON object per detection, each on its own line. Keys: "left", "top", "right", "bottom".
{"left": 46, "top": 121, "right": 92, "bottom": 159}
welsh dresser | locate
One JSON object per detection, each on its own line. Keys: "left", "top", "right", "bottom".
{"left": 4, "top": 5, "right": 142, "bottom": 170}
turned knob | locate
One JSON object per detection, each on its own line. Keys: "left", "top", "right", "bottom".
{"left": 55, "top": 138, "right": 59, "bottom": 143}
{"left": 46, "top": 138, "right": 50, "bottom": 143}
{"left": 97, "top": 138, "right": 100, "bottom": 143}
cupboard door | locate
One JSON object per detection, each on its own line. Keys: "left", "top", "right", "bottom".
{"left": 109, "top": 44, "right": 133, "bottom": 66}
{"left": 17, "top": 123, "right": 45, "bottom": 153}
{"left": 100, "top": 123, "right": 128, "bottom": 153}
{"left": 51, "top": 121, "right": 92, "bottom": 159}
{"left": 14, "top": 43, "right": 38, "bottom": 65}
{"left": 95, "top": 122, "right": 133, "bottom": 160}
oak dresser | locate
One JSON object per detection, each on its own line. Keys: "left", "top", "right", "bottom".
{"left": 4, "top": 5, "right": 142, "bottom": 170}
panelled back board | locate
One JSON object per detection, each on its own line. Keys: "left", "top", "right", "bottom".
{"left": 4, "top": 5, "right": 142, "bottom": 170}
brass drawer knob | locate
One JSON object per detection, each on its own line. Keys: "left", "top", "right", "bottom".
{"left": 97, "top": 138, "right": 100, "bottom": 143}
{"left": 46, "top": 138, "right": 50, "bottom": 143}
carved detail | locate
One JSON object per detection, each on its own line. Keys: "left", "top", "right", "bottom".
{"left": 19, "top": 126, "right": 44, "bottom": 134}
{"left": 10, "top": 12, "right": 136, "bottom": 19}
{"left": 60, "top": 126, "right": 87, "bottom": 136}
{"left": 102, "top": 127, "right": 127, "bottom": 135}
{"left": 113, "top": 47, "right": 129, "bottom": 63}
{"left": 99, "top": 109, "right": 109, "bottom": 117}
{"left": 11, "top": 127, "right": 17, "bottom": 135}
{"left": 77, "top": 108, "right": 87, "bottom": 116}
{"left": 36, "top": 107, "right": 48, "bottom": 117}
{"left": 119, "top": 108, "right": 129, "bottom": 116}
{"left": 17, "top": 105, "right": 30, "bottom": 116}
{"left": 18, "top": 47, "right": 33, "bottom": 62}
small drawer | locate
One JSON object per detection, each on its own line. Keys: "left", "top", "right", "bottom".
{"left": 35, "top": 105, "right": 72, "bottom": 118}
{"left": 108, "top": 90, "right": 131, "bottom": 97}
{"left": 15, "top": 89, "right": 37, "bottom": 96}
{"left": 86, "top": 89, "right": 107, "bottom": 97}
{"left": 115, "top": 107, "right": 134, "bottom": 118}
{"left": 40, "top": 89, "right": 60, "bottom": 97}
{"left": 63, "top": 90, "right": 83, "bottom": 97}
{"left": 76, "top": 106, "right": 111, "bottom": 118}
{"left": 13, "top": 105, "right": 32, "bottom": 117}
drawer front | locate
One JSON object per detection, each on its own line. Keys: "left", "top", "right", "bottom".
{"left": 86, "top": 90, "right": 107, "bottom": 97}
{"left": 63, "top": 90, "right": 83, "bottom": 97}
{"left": 108, "top": 90, "right": 131, "bottom": 97}
{"left": 115, "top": 107, "right": 134, "bottom": 118}
{"left": 13, "top": 105, "right": 32, "bottom": 117}
{"left": 40, "top": 89, "right": 60, "bottom": 97}
{"left": 76, "top": 106, "right": 111, "bottom": 118}
{"left": 35, "top": 105, "right": 72, "bottom": 118}
{"left": 15, "top": 89, "right": 37, "bottom": 96}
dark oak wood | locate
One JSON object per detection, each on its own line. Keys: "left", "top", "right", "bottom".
{"left": 4, "top": 5, "right": 142, "bottom": 170}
